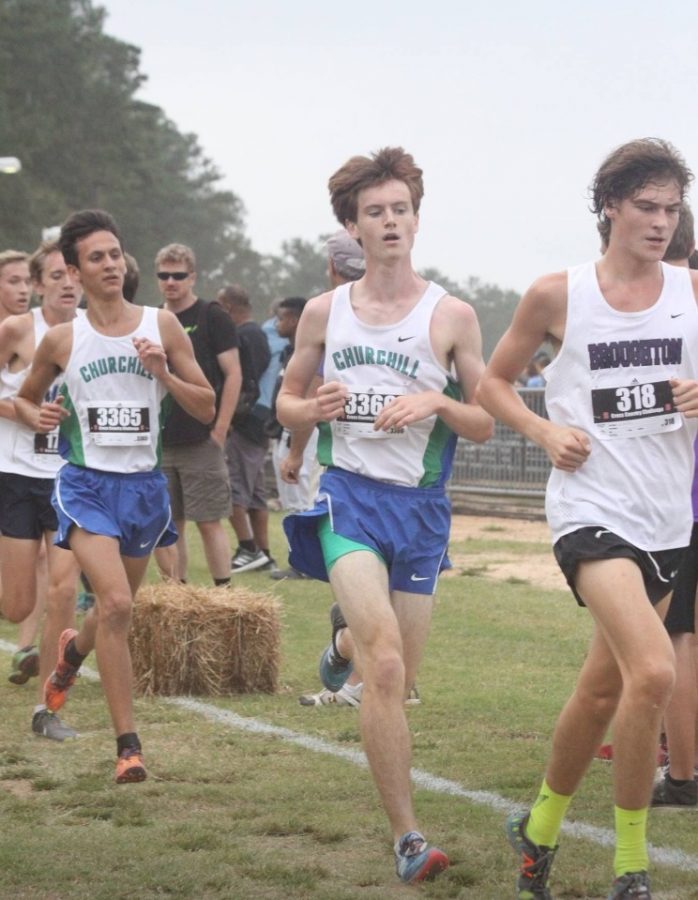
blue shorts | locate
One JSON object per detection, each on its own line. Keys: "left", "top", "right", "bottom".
{"left": 53, "top": 463, "right": 177, "bottom": 557}
{"left": 282, "top": 467, "right": 451, "bottom": 595}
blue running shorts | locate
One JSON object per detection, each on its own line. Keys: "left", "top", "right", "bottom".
{"left": 53, "top": 463, "right": 177, "bottom": 557}
{"left": 283, "top": 467, "right": 451, "bottom": 595}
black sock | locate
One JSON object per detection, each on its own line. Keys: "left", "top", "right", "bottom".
{"left": 240, "top": 539, "right": 256, "bottom": 552}
{"left": 65, "top": 638, "right": 87, "bottom": 668}
{"left": 116, "top": 732, "right": 141, "bottom": 755}
{"left": 214, "top": 576, "right": 231, "bottom": 586}
{"left": 667, "top": 774, "right": 691, "bottom": 787}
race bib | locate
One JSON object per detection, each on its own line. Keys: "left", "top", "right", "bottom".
{"left": 591, "top": 378, "right": 681, "bottom": 438}
{"left": 86, "top": 400, "right": 152, "bottom": 446}
{"left": 34, "top": 429, "right": 59, "bottom": 457}
{"left": 334, "top": 386, "right": 405, "bottom": 439}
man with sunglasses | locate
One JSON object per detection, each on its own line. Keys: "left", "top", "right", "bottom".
{"left": 153, "top": 244, "right": 241, "bottom": 585}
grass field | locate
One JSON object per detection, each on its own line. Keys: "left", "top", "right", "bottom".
{"left": 1, "top": 512, "right": 697, "bottom": 899}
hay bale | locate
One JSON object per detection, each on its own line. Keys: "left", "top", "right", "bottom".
{"left": 129, "top": 583, "right": 281, "bottom": 696}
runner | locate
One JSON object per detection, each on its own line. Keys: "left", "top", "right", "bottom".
{"left": 15, "top": 209, "right": 215, "bottom": 783}
{"left": 277, "top": 147, "right": 493, "bottom": 882}
{"left": 477, "top": 138, "right": 698, "bottom": 900}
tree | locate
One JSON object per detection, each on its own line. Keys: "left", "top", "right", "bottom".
{"left": 0, "top": 0, "right": 248, "bottom": 306}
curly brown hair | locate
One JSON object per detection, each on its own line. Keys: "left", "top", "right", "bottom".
{"left": 591, "top": 138, "right": 693, "bottom": 246}
{"left": 328, "top": 147, "right": 424, "bottom": 225}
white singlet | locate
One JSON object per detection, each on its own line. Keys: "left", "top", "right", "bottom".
{"left": 545, "top": 261, "right": 698, "bottom": 550}
{"left": 59, "top": 306, "right": 168, "bottom": 473}
{"left": 317, "top": 281, "right": 461, "bottom": 488}
{"left": 0, "top": 307, "right": 74, "bottom": 478}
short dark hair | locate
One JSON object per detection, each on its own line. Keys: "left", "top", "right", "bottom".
{"left": 329, "top": 147, "right": 424, "bottom": 225}
{"left": 218, "top": 284, "right": 250, "bottom": 311}
{"left": 59, "top": 209, "right": 122, "bottom": 268}
{"left": 278, "top": 296, "right": 306, "bottom": 318}
{"left": 123, "top": 253, "right": 140, "bottom": 302}
{"left": 664, "top": 204, "right": 695, "bottom": 263}
{"left": 591, "top": 138, "right": 693, "bottom": 246}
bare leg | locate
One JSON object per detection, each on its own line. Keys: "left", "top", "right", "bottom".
{"left": 663, "top": 632, "right": 698, "bottom": 780}
{"left": 330, "top": 551, "right": 419, "bottom": 839}
{"left": 68, "top": 529, "right": 149, "bottom": 737}
{"left": 229, "top": 506, "right": 253, "bottom": 543}
{"left": 248, "top": 507, "right": 269, "bottom": 552}
{"left": 36, "top": 539, "right": 80, "bottom": 701}
{"left": 196, "top": 519, "right": 232, "bottom": 581}
{"left": 0, "top": 536, "right": 41, "bottom": 623}
{"left": 16, "top": 541, "right": 48, "bottom": 648}
{"left": 573, "top": 559, "right": 675, "bottom": 809}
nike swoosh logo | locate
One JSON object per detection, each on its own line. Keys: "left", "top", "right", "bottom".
{"left": 410, "top": 574, "right": 429, "bottom": 582}
{"left": 670, "top": 313, "right": 685, "bottom": 318}
{"left": 139, "top": 541, "right": 151, "bottom": 548}
{"left": 594, "top": 530, "right": 611, "bottom": 539}
{"left": 398, "top": 336, "right": 415, "bottom": 342}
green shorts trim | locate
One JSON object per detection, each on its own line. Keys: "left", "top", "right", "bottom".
{"left": 318, "top": 514, "right": 384, "bottom": 573}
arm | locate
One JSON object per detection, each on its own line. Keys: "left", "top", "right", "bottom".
{"left": 373, "top": 296, "right": 494, "bottom": 443}
{"left": 475, "top": 272, "right": 591, "bottom": 472}
{"left": 210, "top": 347, "right": 241, "bottom": 447}
{"left": 15, "top": 328, "right": 69, "bottom": 433}
{"left": 136, "top": 310, "right": 215, "bottom": 425}
{"left": 279, "top": 373, "right": 322, "bottom": 484}
{"left": 277, "top": 293, "right": 347, "bottom": 428}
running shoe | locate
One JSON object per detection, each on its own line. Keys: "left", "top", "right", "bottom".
{"left": 506, "top": 812, "right": 558, "bottom": 899}
{"left": 44, "top": 628, "right": 80, "bottom": 712}
{"left": 31, "top": 709, "right": 77, "bottom": 741}
{"left": 299, "top": 684, "right": 362, "bottom": 707}
{"left": 318, "top": 602, "right": 352, "bottom": 692}
{"left": 230, "top": 547, "right": 271, "bottom": 573}
{"left": 607, "top": 871, "right": 651, "bottom": 898}
{"left": 8, "top": 645, "right": 39, "bottom": 685}
{"left": 394, "top": 830, "right": 448, "bottom": 883}
{"left": 651, "top": 771, "right": 697, "bottom": 806}
{"left": 270, "top": 567, "right": 308, "bottom": 580}
{"left": 115, "top": 748, "right": 147, "bottom": 784}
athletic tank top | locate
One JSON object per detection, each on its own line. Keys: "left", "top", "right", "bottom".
{"left": 0, "top": 308, "right": 75, "bottom": 478}
{"left": 318, "top": 281, "right": 461, "bottom": 488}
{"left": 545, "top": 261, "right": 698, "bottom": 550}
{"left": 59, "top": 305, "right": 168, "bottom": 473}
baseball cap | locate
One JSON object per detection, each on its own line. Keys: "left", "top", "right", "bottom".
{"left": 326, "top": 230, "right": 365, "bottom": 281}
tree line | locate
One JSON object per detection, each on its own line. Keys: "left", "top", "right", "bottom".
{"left": 0, "top": 0, "right": 518, "bottom": 357}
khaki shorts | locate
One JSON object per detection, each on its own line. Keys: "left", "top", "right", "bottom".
{"left": 161, "top": 438, "right": 231, "bottom": 522}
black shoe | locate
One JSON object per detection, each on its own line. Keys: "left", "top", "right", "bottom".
{"left": 651, "top": 771, "right": 697, "bottom": 807}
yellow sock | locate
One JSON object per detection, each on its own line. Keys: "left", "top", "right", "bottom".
{"left": 525, "top": 779, "right": 573, "bottom": 848}
{"left": 614, "top": 806, "right": 649, "bottom": 876}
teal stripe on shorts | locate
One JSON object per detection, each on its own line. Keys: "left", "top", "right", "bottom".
{"left": 318, "top": 513, "right": 384, "bottom": 573}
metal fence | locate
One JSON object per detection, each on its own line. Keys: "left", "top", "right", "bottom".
{"left": 449, "top": 389, "right": 550, "bottom": 499}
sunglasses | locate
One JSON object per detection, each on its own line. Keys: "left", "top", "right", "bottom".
{"left": 157, "top": 271, "right": 190, "bottom": 281}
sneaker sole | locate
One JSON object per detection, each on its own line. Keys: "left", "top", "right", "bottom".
{"left": 8, "top": 653, "right": 40, "bottom": 685}
{"left": 231, "top": 557, "right": 271, "bottom": 574}
{"left": 116, "top": 765, "right": 147, "bottom": 784}
{"left": 403, "top": 849, "right": 449, "bottom": 883}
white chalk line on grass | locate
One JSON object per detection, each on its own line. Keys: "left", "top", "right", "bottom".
{"left": 2, "top": 639, "right": 696, "bottom": 873}
{"left": 172, "top": 697, "right": 698, "bottom": 874}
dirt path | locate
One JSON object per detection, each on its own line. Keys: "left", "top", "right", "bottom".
{"left": 447, "top": 514, "right": 567, "bottom": 592}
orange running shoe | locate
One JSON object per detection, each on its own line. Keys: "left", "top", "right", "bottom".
{"left": 115, "top": 748, "right": 147, "bottom": 784}
{"left": 44, "top": 628, "right": 80, "bottom": 712}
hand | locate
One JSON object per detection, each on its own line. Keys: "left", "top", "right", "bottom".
{"left": 671, "top": 378, "right": 698, "bottom": 417}
{"left": 132, "top": 337, "right": 168, "bottom": 380}
{"left": 209, "top": 423, "right": 227, "bottom": 449}
{"left": 37, "top": 395, "right": 69, "bottom": 433}
{"left": 314, "top": 380, "right": 349, "bottom": 421}
{"left": 373, "top": 391, "right": 439, "bottom": 432}
{"left": 280, "top": 452, "right": 303, "bottom": 484}
{"left": 540, "top": 423, "right": 591, "bottom": 471}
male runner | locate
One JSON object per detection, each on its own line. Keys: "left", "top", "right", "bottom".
{"left": 476, "top": 138, "right": 698, "bottom": 899}
{"left": 15, "top": 209, "right": 215, "bottom": 783}
{"left": 0, "top": 241, "right": 83, "bottom": 739}
{"left": 277, "top": 147, "right": 493, "bottom": 882}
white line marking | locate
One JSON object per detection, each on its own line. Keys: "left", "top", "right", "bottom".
{"left": 3, "top": 640, "right": 697, "bottom": 872}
